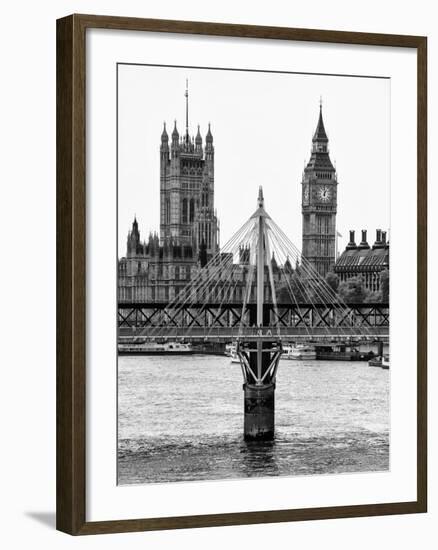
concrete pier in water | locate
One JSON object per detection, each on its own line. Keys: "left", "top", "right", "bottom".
{"left": 244, "top": 383, "right": 275, "bottom": 440}
{"left": 240, "top": 337, "right": 280, "bottom": 441}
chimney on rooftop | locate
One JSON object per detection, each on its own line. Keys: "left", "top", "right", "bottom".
{"left": 358, "top": 229, "right": 370, "bottom": 249}
{"left": 346, "top": 230, "right": 357, "bottom": 250}
{"left": 373, "top": 229, "right": 384, "bottom": 249}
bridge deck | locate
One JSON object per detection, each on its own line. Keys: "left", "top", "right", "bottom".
{"left": 119, "top": 325, "right": 388, "bottom": 341}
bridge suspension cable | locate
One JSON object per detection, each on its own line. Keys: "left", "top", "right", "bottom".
{"left": 134, "top": 187, "right": 384, "bottom": 341}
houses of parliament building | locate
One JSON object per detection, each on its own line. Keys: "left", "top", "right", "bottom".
{"left": 118, "top": 89, "right": 388, "bottom": 303}
{"left": 118, "top": 85, "right": 219, "bottom": 303}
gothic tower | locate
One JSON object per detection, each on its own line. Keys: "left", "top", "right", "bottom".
{"left": 301, "top": 103, "right": 338, "bottom": 277}
{"left": 159, "top": 81, "right": 219, "bottom": 260}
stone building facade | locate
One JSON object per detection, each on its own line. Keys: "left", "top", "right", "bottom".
{"left": 334, "top": 229, "right": 389, "bottom": 292}
{"left": 118, "top": 84, "right": 220, "bottom": 303}
{"left": 160, "top": 117, "right": 219, "bottom": 258}
{"left": 118, "top": 214, "right": 290, "bottom": 304}
{"left": 301, "top": 104, "right": 338, "bottom": 278}
{"left": 118, "top": 218, "right": 199, "bottom": 303}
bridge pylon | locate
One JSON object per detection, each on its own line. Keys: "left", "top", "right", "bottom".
{"left": 237, "top": 187, "right": 282, "bottom": 441}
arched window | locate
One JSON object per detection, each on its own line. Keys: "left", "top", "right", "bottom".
{"left": 182, "top": 198, "right": 188, "bottom": 223}
{"left": 166, "top": 199, "right": 170, "bottom": 224}
{"left": 189, "top": 198, "right": 195, "bottom": 222}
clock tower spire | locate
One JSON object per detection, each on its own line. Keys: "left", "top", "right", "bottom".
{"left": 301, "top": 101, "right": 338, "bottom": 277}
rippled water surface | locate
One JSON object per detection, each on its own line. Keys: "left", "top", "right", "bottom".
{"left": 118, "top": 355, "right": 389, "bottom": 484}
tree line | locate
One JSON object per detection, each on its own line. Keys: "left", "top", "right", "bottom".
{"left": 277, "top": 269, "right": 389, "bottom": 304}
{"left": 326, "top": 269, "right": 389, "bottom": 303}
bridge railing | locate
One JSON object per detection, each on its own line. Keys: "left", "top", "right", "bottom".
{"left": 118, "top": 301, "right": 389, "bottom": 332}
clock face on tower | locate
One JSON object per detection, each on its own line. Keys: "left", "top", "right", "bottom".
{"left": 318, "top": 185, "right": 331, "bottom": 202}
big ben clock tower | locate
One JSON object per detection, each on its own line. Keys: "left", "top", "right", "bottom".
{"left": 301, "top": 102, "right": 338, "bottom": 277}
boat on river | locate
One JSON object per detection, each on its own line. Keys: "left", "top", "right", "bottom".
{"left": 368, "top": 357, "right": 383, "bottom": 367}
{"left": 118, "top": 341, "right": 193, "bottom": 355}
{"left": 225, "top": 342, "right": 236, "bottom": 357}
{"left": 226, "top": 342, "right": 241, "bottom": 363}
{"left": 368, "top": 354, "right": 390, "bottom": 369}
{"left": 316, "top": 343, "right": 372, "bottom": 361}
{"left": 282, "top": 344, "right": 317, "bottom": 360}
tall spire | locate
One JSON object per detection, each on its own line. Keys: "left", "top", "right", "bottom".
{"left": 313, "top": 99, "right": 328, "bottom": 143}
{"left": 185, "top": 79, "right": 189, "bottom": 142}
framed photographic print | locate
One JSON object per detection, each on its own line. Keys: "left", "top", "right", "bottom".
{"left": 56, "top": 14, "right": 427, "bottom": 535}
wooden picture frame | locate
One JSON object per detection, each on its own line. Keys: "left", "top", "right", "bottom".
{"left": 56, "top": 13, "right": 427, "bottom": 535}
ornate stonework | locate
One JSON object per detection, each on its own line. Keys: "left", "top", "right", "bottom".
{"left": 301, "top": 104, "right": 338, "bottom": 277}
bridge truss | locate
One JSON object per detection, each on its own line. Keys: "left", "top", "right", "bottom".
{"left": 118, "top": 301, "right": 389, "bottom": 340}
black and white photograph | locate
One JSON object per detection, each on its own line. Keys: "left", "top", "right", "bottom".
{"left": 0, "top": 0, "right": 431, "bottom": 544}
{"left": 117, "top": 64, "right": 390, "bottom": 485}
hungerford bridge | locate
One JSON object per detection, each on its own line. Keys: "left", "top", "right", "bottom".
{"left": 118, "top": 187, "right": 389, "bottom": 440}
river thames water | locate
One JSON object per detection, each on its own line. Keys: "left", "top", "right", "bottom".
{"left": 118, "top": 355, "right": 389, "bottom": 485}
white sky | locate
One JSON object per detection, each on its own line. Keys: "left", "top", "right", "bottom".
{"left": 118, "top": 64, "right": 389, "bottom": 256}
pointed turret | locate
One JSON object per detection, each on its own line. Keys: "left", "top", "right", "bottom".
{"left": 206, "top": 122, "right": 213, "bottom": 143}
{"left": 127, "top": 217, "right": 141, "bottom": 257}
{"left": 305, "top": 101, "right": 335, "bottom": 169}
{"left": 172, "top": 120, "right": 179, "bottom": 142}
{"left": 160, "top": 122, "right": 169, "bottom": 162}
{"left": 312, "top": 102, "right": 328, "bottom": 145}
{"left": 171, "top": 120, "right": 180, "bottom": 158}
{"left": 284, "top": 256, "right": 293, "bottom": 274}
{"left": 161, "top": 121, "right": 168, "bottom": 143}
{"left": 271, "top": 252, "right": 278, "bottom": 271}
{"left": 195, "top": 124, "right": 202, "bottom": 149}
{"left": 205, "top": 123, "right": 214, "bottom": 160}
